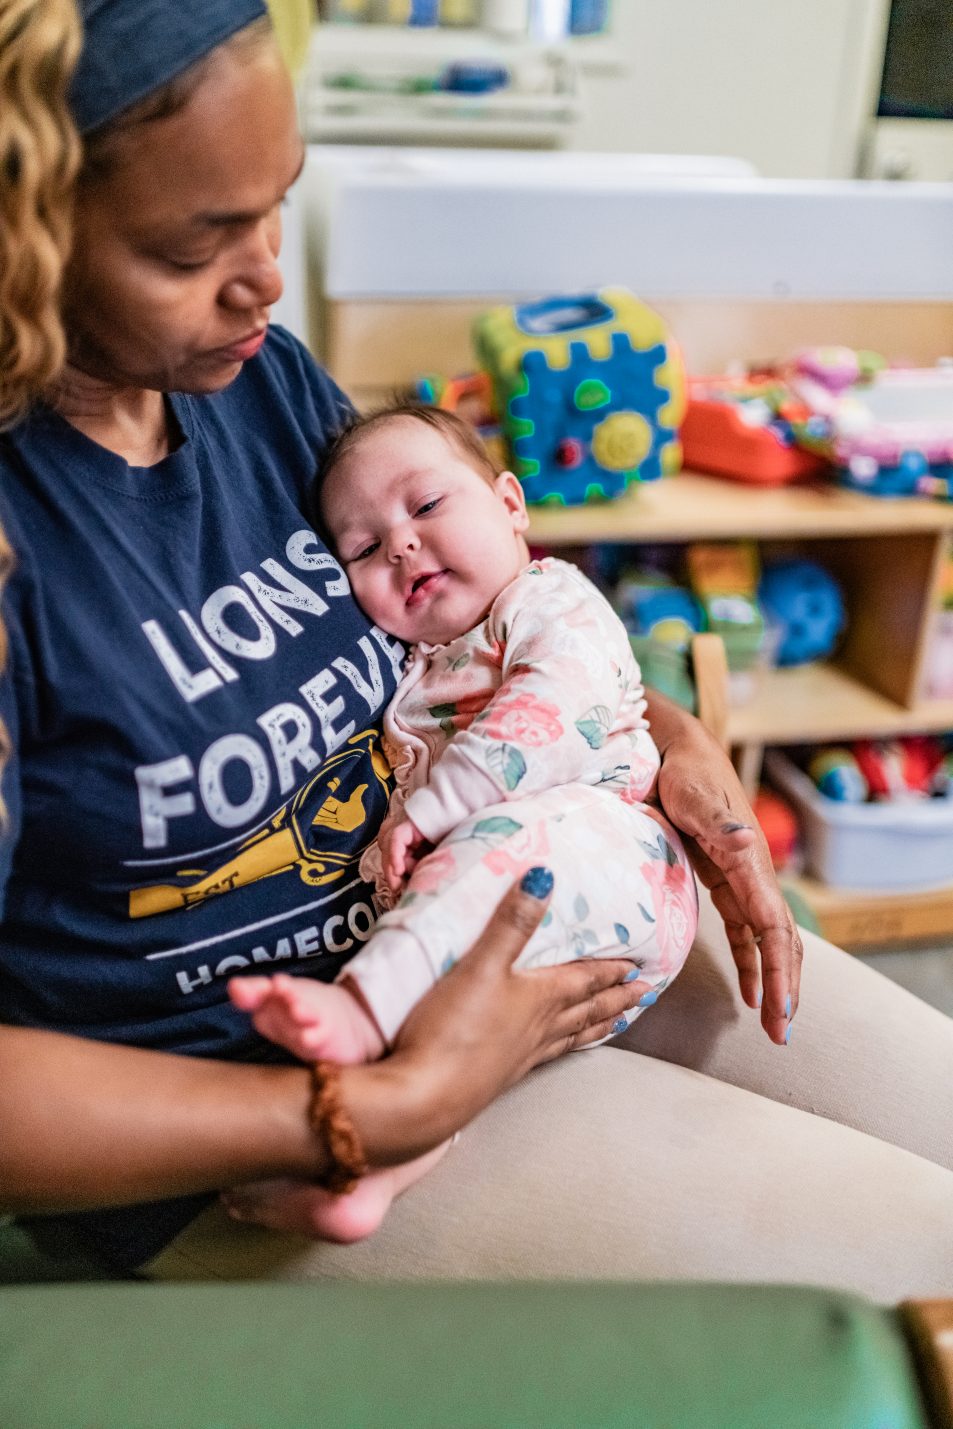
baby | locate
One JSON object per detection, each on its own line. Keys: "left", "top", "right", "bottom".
{"left": 230, "top": 405, "right": 698, "bottom": 1237}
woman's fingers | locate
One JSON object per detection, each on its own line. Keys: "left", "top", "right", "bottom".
{"left": 691, "top": 823, "right": 802, "bottom": 1044}
{"left": 536, "top": 966, "right": 654, "bottom": 1057}
{"left": 658, "top": 751, "right": 801, "bottom": 1045}
{"left": 445, "top": 868, "right": 641, "bottom": 1051}
{"left": 384, "top": 868, "right": 641, "bottom": 1147}
{"left": 757, "top": 918, "right": 803, "bottom": 1045}
{"left": 222, "top": 1177, "right": 324, "bottom": 1234}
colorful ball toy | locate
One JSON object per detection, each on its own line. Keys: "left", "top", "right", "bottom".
{"left": 757, "top": 558, "right": 846, "bottom": 666}
{"left": 808, "top": 747, "right": 868, "bottom": 803}
{"left": 473, "top": 288, "right": 685, "bottom": 506}
{"left": 752, "top": 787, "right": 800, "bottom": 869}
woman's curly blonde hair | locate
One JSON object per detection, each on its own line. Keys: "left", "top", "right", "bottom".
{"left": 0, "top": 0, "right": 80, "bottom": 814}
{"left": 0, "top": 0, "right": 81, "bottom": 431}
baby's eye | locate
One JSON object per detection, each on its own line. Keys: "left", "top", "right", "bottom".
{"left": 415, "top": 497, "right": 441, "bottom": 516}
{"left": 351, "top": 540, "right": 379, "bottom": 562}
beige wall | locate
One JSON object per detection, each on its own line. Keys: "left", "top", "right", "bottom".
{"left": 571, "top": 0, "right": 890, "bottom": 179}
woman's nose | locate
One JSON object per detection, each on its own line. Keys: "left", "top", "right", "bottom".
{"left": 220, "top": 217, "right": 284, "bottom": 312}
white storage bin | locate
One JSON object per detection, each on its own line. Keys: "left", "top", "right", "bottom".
{"left": 764, "top": 750, "right": 953, "bottom": 892}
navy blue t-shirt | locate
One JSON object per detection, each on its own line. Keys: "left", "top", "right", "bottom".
{"left": 0, "top": 327, "right": 402, "bottom": 1267}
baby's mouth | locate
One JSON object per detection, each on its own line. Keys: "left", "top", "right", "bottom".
{"left": 405, "top": 570, "right": 447, "bottom": 606}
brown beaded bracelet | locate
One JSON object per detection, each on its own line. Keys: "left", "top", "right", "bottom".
{"left": 308, "top": 1060, "right": 369, "bottom": 1195}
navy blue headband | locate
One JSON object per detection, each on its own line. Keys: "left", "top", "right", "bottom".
{"left": 70, "top": 0, "right": 269, "bottom": 135}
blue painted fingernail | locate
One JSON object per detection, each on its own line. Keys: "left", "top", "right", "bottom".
{"left": 785, "top": 994, "right": 792, "bottom": 1019}
{"left": 785, "top": 1023, "right": 792, "bottom": 1045}
{"left": 638, "top": 989, "right": 659, "bottom": 1008}
{"left": 520, "top": 866, "right": 554, "bottom": 899}
{"left": 613, "top": 1017, "right": 629, "bottom": 1034}
{"left": 624, "top": 969, "right": 641, "bottom": 983}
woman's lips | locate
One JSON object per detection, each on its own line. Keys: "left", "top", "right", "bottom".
{"left": 405, "top": 570, "right": 448, "bottom": 607}
{"left": 217, "top": 328, "right": 267, "bottom": 362}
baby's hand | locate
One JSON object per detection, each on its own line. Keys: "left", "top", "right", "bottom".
{"left": 382, "top": 817, "right": 428, "bottom": 892}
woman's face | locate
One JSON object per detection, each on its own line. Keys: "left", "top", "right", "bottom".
{"left": 63, "top": 35, "right": 303, "bottom": 394}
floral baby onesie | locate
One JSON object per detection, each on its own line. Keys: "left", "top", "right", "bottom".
{"left": 346, "top": 557, "right": 698, "bottom": 1043}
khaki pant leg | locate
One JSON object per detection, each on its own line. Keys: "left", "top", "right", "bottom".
{"left": 623, "top": 888, "right": 953, "bottom": 1174}
{"left": 146, "top": 1043, "right": 953, "bottom": 1303}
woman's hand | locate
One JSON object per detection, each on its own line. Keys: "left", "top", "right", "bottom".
{"left": 368, "top": 867, "right": 652, "bottom": 1156}
{"left": 647, "top": 689, "right": 802, "bottom": 1046}
{"left": 221, "top": 868, "right": 653, "bottom": 1231}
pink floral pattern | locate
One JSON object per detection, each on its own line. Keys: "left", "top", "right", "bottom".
{"left": 479, "top": 692, "right": 564, "bottom": 747}
{"left": 483, "top": 822, "right": 551, "bottom": 878}
{"left": 410, "top": 847, "right": 459, "bottom": 894}
{"left": 640, "top": 858, "right": 697, "bottom": 973}
{"left": 342, "top": 561, "right": 696, "bottom": 1047}
{"left": 621, "top": 751, "right": 660, "bottom": 804}
{"left": 448, "top": 689, "right": 495, "bottom": 733}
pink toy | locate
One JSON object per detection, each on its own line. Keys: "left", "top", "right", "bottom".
{"left": 788, "top": 347, "right": 953, "bottom": 495}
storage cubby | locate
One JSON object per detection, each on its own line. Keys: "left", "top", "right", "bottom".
{"left": 526, "top": 474, "right": 953, "bottom": 946}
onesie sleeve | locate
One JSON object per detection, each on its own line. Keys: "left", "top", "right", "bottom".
{"left": 404, "top": 563, "right": 649, "bottom": 845}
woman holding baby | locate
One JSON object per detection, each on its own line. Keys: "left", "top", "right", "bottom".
{"left": 0, "top": 0, "right": 951, "bottom": 1300}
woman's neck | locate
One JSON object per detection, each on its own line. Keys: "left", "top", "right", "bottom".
{"left": 50, "top": 363, "right": 172, "bottom": 467}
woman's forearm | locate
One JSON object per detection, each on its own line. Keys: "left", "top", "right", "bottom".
{"left": 0, "top": 1026, "right": 323, "bottom": 1214}
{"left": 0, "top": 1026, "right": 461, "bottom": 1215}
{"left": 0, "top": 878, "right": 639, "bottom": 1219}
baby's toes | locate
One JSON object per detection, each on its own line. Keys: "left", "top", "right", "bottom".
{"left": 249, "top": 997, "right": 305, "bottom": 1053}
{"left": 294, "top": 1023, "right": 327, "bottom": 1055}
{"left": 227, "top": 975, "right": 273, "bottom": 1011}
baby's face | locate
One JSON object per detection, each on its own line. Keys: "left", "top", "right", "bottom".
{"left": 322, "top": 417, "right": 529, "bottom": 646}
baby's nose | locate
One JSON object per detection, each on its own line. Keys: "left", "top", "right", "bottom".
{"left": 388, "top": 525, "right": 420, "bottom": 559}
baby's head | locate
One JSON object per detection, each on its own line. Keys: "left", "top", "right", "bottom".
{"left": 315, "top": 405, "right": 530, "bottom": 646}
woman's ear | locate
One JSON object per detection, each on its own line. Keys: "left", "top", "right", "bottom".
{"left": 495, "top": 470, "right": 530, "bottom": 533}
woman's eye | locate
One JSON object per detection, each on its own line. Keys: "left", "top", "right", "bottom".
{"left": 162, "top": 255, "right": 214, "bottom": 272}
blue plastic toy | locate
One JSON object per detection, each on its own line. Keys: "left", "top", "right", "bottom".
{"left": 758, "top": 558, "right": 846, "bottom": 666}
{"left": 808, "top": 747, "right": 868, "bottom": 803}
{"left": 473, "top": 288, "right": 685, "bottom": 506}
{"left": 614, "top": 571, "right": 703, "bottom": 649}
{"left": 570, "top": 0, "right": 610, "bottom": 33}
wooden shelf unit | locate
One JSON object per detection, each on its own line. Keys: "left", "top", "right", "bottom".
{"left": 528, "top": 472, "right": 953, "bottom": 948}
{"left": 783, "top": 876, "right": 953, "bottom": 949}
{"left": 529, "top": 470, "right": 953, "bottom": 749}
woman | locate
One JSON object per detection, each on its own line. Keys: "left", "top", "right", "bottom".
{"left": 1, "top": 0, "right": 951, "bottom": 1302}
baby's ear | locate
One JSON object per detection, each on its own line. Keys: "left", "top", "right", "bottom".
{"left": 495, "top": 470, "right": 529, "bottom": 533}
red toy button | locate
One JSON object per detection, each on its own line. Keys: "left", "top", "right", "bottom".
{"left": 555, "top": 438, "right": 584, "bottom": 468}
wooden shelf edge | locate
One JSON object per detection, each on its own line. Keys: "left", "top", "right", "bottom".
{"left": 727, "top": 664, "right": 953, "bottom": 747}
{"left": 527, "top": 472, "right": 953, "bottom": 546}
{"left": 784, "top": 874, "right": 953, "bottom": 949}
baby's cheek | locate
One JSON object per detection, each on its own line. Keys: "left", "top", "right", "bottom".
{"left": 355, "top": 574, "right": 391, "bottom": 624}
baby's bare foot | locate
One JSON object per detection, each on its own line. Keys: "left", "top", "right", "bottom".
{"left": 228, "top": 973, "right": 384, "bottom": 1064}
{"left": 222, "top": 1142, "right": 451, "bottom": 1244}
{"left": 303, "top": 1142, "right": 451, "bottom": 1242}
